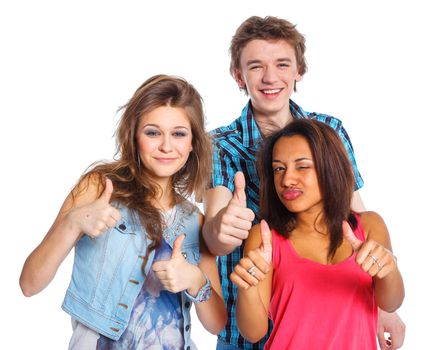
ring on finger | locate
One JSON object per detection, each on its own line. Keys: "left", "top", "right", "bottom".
{"left": 375, "top": 259, "right": 384, "bottom": 271}
{"left": 369, "top": 254, "right": 378, "bottom": 264}
{"left": 247, "top": 266, "right": 256, "bottom": 276}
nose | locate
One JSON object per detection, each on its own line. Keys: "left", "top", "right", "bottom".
{"left": 159, "top": 135, "right": 172, "bottom": 153}
{"left": 281, "top": 168, "right": 298, "bottom": 188}
{"left": 262, "top": 66, "right": 278, "bottom": 84}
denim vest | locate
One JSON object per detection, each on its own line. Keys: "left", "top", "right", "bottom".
{"left": 62, "top": 201, "right": 201, "bottom": 349}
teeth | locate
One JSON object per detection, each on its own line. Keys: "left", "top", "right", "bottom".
{"left": 263, "top": 89, "right": 280, "bottom": 94}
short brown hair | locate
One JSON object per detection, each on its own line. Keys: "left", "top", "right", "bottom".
{"left": 230, "top": 16, "right": 307, "bottom": 90}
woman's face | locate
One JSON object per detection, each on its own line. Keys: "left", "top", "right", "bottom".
{"left": 272, "top": 135, "right": 322, "bottom": 214}
{"left": 136, "top": 106, "right": 193, "bottom": 187}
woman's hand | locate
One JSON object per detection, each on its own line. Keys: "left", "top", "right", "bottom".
{"left": 152, "top": 234, "right": 206, "bottom": 295}
{"left": 343, "top": 221, "right": 397, "bottom": 279}
{"left": 68, "top": 178, "right": 121, "bottom": 238}
{"left": 230, "top": 220, "right": 272, "bottom": 289}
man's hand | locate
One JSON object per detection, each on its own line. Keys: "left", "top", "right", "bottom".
{"left": 377, "top": 310, "right": 405, "bottom": 349}
{"left": 213, "top": 172, "right": 256, "bottom": 247}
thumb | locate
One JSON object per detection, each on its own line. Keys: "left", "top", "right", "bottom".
{"left": 260, "top": 219, "right": 272, "bottom": 262}
{"left": 342, "top": 221, "right": 363, "bottom": 251}
{"left": 99, "top": 178, "right": 113, "bottom": 203}
{"left": 232, "top": 171, "right": 247, "bottom": 206}
{"left": 171, "top": 234, "right": 185, "bottom": 259}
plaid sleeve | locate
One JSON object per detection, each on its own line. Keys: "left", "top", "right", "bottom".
{"left": 211, "top": 143, "right": 236, "bottom": 193}
{"left": 336, "top": 123, "right": 364, "bottom": 190}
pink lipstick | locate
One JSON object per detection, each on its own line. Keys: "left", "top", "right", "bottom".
{"left": 282, "top": 189, "right": 302, "bottom": 201}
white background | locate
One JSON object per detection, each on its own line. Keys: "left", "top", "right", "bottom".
{"left": 1, "top": 1, "right": 434, "bottom": 349}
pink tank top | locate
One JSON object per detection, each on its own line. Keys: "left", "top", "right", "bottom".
{"left": 266, "top": 214, "right": 377, "bottom": 350}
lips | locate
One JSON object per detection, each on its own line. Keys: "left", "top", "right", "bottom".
{"left": 261, "top": 88, "right": 283, "bottom": 97}
{"left": 281, "top": 189, "right": 302, "bottom": 201}
{"left": 154, "top": 157, "right": 177, "bottom": 163}
{"left": 262, "top": 88, "right": 282, "bottom": 94}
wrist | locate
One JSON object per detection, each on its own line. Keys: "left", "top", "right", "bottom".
{"left": 187, "top": 267, "right": 206, "bottom": 296}
{"left": 62, "top": 209, "right": 84, "bottom": 240}
{"left": 184, "top": 271, "right": 211, "bottom": 303}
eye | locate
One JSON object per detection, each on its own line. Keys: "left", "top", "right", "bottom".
{"left": 273, "top": 166, "right": 285, "bottom": 173}
{"left": 144, "top": 129, "right": 160, "bottom": 137}
{"left": 249, "top": 65, "right": 262, "bottom": 71}
{"left": 296, "top": 163, "right": 311, "bottom": 170}
{"left": 173, "top": 131, "right": 188, "bottom": 138}
{"left": 278, "top": 63, "right": 290, "bottom": 68}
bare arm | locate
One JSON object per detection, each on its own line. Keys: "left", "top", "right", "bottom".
{"left": 233, "top": 222, "right": 272, "bottom": 343}
{"left": 351, "top": 188, "right": 406, "bottom": 349}
{"left": 152, "top": 214, "right": 226, "bottom": 334}
{"left": 351, "top": 189, "right": 366, "bottom": 212}
{"left": 19, "top": 177, "right": 120, "bottom": 296}
{"left": 344, "top": 212, "right": 405, "bottom": 312}
{"left": 194, "top": 229, "right": 227, "bottom": 334}
{"left": 202, "top": 172, "right": 255, "bottom": 256}
{"left": 362, "top": 212, "right": 405, "bottom": 312}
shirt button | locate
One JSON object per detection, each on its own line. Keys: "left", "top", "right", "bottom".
{"left": 184, "top": 301, "right": 191, "bottom": 308}
{"left": 185, "top": 324, "right": 190, "bottom": 332}
{"left": 119, "top": 224, "right": 126, "bottom": 231}
{"left": 187, "top": 347, "right": 191, "bottom": 350}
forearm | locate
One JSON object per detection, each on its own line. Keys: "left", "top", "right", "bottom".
{"left": 202, "top": 218, "right": 238, "bottom": 256}
{"left": 194, "top": 290, "right": 227, "bottom": 334}
{"left": 185, "top": 263, "right": 226, "bottom": 334}
{"left": 19, "top": 215, "right": 80, "bottom": 296}
{"left": 236, "top": 286, "right": 269, "bottom": 343}
{"left": 374, "top": 269, "right": 405, "bottom": 312}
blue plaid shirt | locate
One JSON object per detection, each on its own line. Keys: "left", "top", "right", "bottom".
{"left": 210, "top": 99, "right": 364, "bottom": 349}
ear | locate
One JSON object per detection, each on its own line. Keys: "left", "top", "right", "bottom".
{"left": 233, "top": 69, "right": 246, "bottom": 89}
{"left": 295, "top": 70, "right": 302, "bottom": 82}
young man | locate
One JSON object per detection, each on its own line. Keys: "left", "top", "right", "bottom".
{"left": 203, "top": 16, "right": 405, "bottom": 350}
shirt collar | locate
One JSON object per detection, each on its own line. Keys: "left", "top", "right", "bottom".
{"left": 240, "top": 99, "right": 309, "bottom": 147}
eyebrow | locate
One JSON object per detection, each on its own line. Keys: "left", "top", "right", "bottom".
{"left": 142, "top": 124, "right": 190, "bottom": 130}
{"left": 272, "top": 157, "right": 312, "bottom": 163}
{"left": 246, "top": 58, "right": 293, "bottom": 66}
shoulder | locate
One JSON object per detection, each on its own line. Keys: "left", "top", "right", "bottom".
{"left": 308, "top": 113, "right": 356, "bottom": 150}
{"left": 55, "top": 172, "right": 105, "bottom": 216}
{"left": 244, "top": 223, "right": 263, "bottom": 252}
{"left": 210, "top": 118, "right": 242, "bottom": 143}
{"left": 359, "top": 211, "right": 390, "bottom": 245}
{"left": 308, "top": 112, "right": 344, "bottom": 130}
{"left": 70, "top": 173, "right": 104, "bottom": 206}
{"left": 359, "top": 211, "right": 386, "bottom": 228}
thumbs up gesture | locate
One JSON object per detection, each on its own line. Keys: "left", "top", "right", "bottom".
{"left": 152, "top": 234, "right": 205, "bottom": 294}
{"left": 69, "top": 178, "right": 121, "bottom": 238}
{"left": 230, "top": 220, "right": 273, "bottom": 290}
{"left": 343, "top": 221, "right": 397, "bottom": 279}
{"left": 215, "top": 172, "right": 256, "bottom": 247}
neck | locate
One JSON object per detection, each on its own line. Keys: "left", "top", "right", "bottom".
{"left": 295, "top": 207, "right": 327, "bottom": 235}
{"left": 253, "top": 106, "right": 293, "bottom": 137}
{"left": 151, "top": 179, "right": 174, "bottom": 211}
